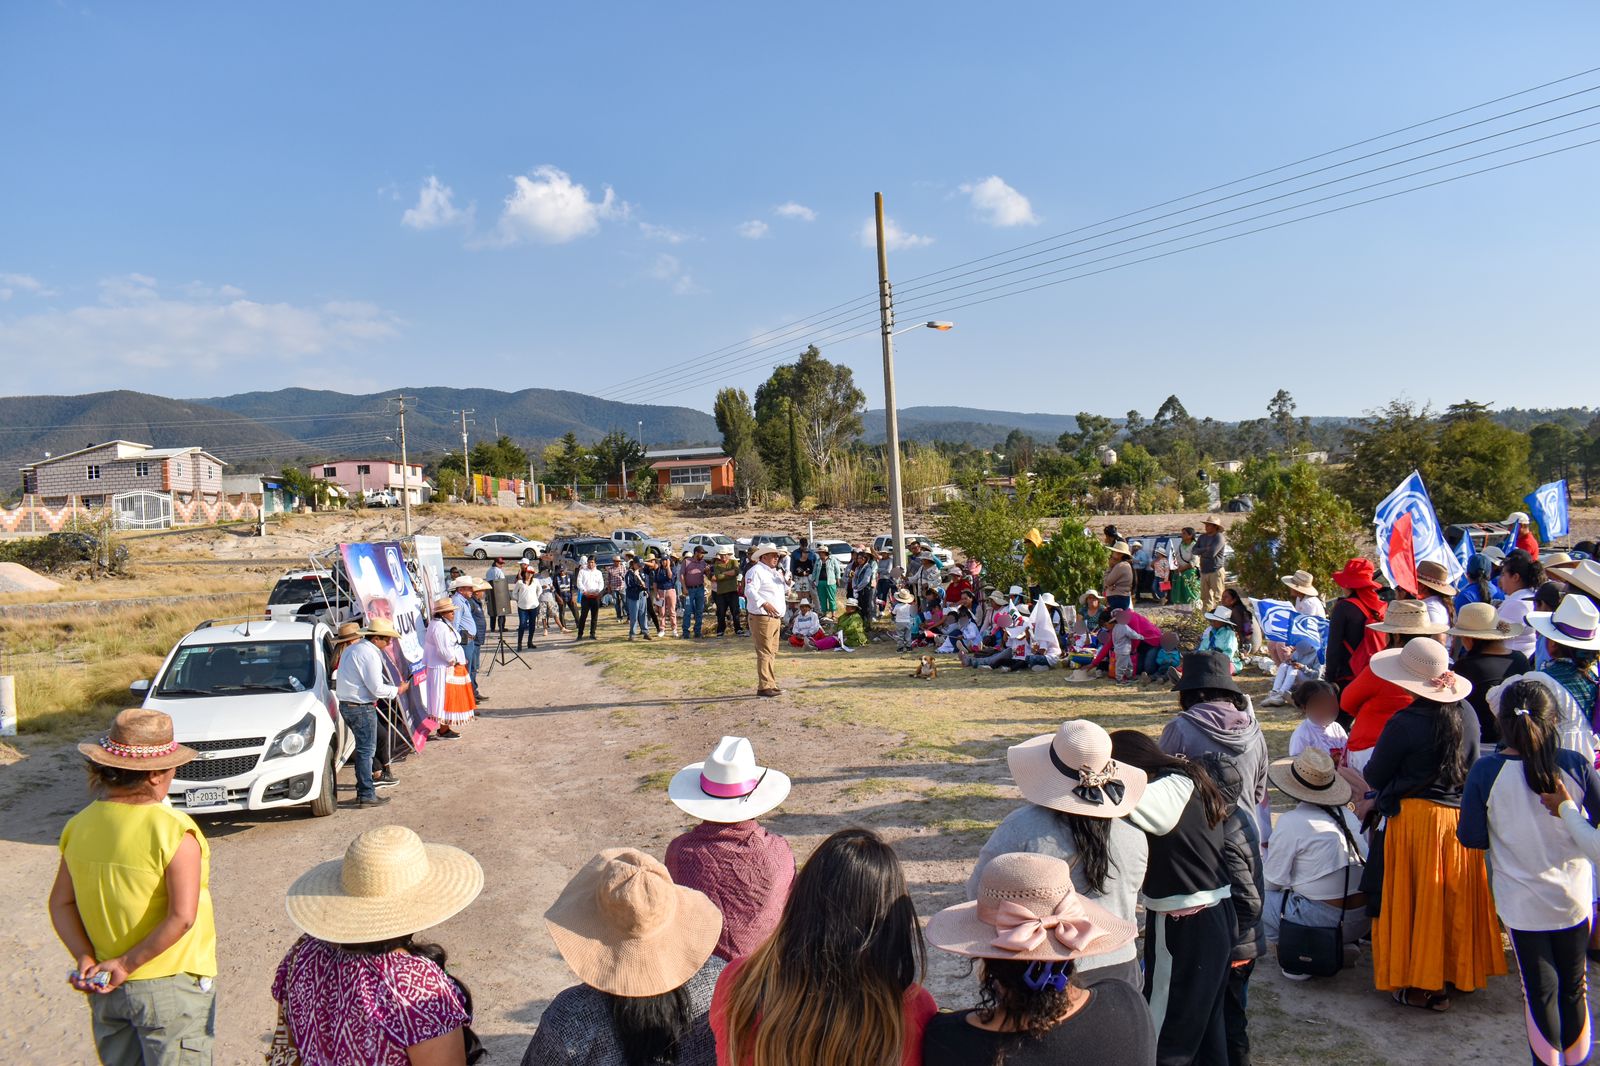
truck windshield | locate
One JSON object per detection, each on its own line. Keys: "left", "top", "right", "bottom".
{"left": 268, "top": 577, "right": 331, "bottom": 606}
{"left": 157, "top": 641, "right": 316, "bottom": 697}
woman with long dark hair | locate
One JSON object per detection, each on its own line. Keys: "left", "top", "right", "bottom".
{"left": 1111, "top": 728, "right": 1233, "bottom": 1066}
{"left": 1454, "top": 552, "right": 1502, "bottom": 611}
{"left": 275, "top": 825, "right": 485, "bottom": 1065}
{"left": 971, "top": 720, "right": 1150, "bottom": 988}
{"left": 1461, "top": 682, "right": 1600, "bottom": 1065}
{"left": 1340, "top": 601, "right": 1446, "bottom": 774}
{"left": 922, "top": 853, "right": 1155, "bottom": 1066}
{"left": 528, "top": 848, "right": 724, "bottom": 1066}
{"left": 1353, "top": 639, "right": 1503, "bottom": 1011}
{"left": 1488, "top": 595, "right": 1600, "bottom": 769}
{"left": 710, "top": 827, "right": 933, "bottom": 1066}
{"left": 1497, "top": 549, "right": 1545, "bottom": 658}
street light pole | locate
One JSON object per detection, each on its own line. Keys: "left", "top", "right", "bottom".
{"left": 874, "top": 192, "right": 907, "bottom": 575}
{"left": 387, "top": 395, "right": 417, "bottom": 538}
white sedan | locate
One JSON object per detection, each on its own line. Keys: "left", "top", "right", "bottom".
{"left": 464, "top": 532, "right": 546, "bottom": 560}
{"left": 682, "top": 533, "right": 736, "bottom": 554}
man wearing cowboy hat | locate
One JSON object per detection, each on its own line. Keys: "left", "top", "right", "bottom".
{"left": 744, "top": 544, "right": 789, "bottom": 697}
{"left": 1197, "top": 517, "right": 1228, "bottom": 613}
{"left": 712, "top": 545, "right": 744, "bottom": 636}
{"left": 335, "top": 617, "right": 411, "bottom": 806}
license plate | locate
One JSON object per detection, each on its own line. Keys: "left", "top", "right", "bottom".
{"left": 184, "top": 787, "right": 227, "bottom": 808}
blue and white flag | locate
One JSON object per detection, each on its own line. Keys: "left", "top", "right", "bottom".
{"left": 1452, "top": 529, "right": 1475, "bottom": 572}
{"left": 1501, "top": 519, "right": 1522, "bottom": 555}
{"left": 1375, "top": 470, "right": 1463, "bottom": 586}
{"left": 1289, "top": 613, "right": 1331, "bottom": 665}
{"left": 1525, "top": 480, "right": 1570, "bottom": 542}
{"left": 1255, "top": 599, "right": 1297, "bottom": 643}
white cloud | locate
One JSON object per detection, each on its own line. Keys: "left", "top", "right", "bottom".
{"left": 0, "top": 275, "right": 401, "bottom": 386}
{"left": 859, "top": 217, "right": 934, "bottom": 250}
{"left": 402, "top": 175, "right": 469, "bottom": 230}
{"left": 774, "top": 201, "right": 816, "bottom": 222}
{"left": 647, "top": 254, "right": 703, "bottom": 296}
{"left": 639, "top": 221, "right": 694, "bottom": 244}
{"left": 489, "top": 165, "right": 628, "bottom": 245}
{"left": 736, "top": 220, "right": 769, "bottom": 239}
{"left": 0, "top": 273, "right": 55, "bottom": 300}
{"left": 960, "top": 175, "right": 1039, "bottom": 227}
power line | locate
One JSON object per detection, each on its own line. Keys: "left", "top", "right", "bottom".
{"left": 621, "top": 131, "right": 1600, "bottom": 406}
{"left": 592, "top": 65, "right": 1600, "bottom": 403}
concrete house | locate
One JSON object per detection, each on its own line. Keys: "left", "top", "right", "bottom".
{"left": 311, "top": 458, "right": 428, "bottom": 504}
{"left": 644, "top": 447, "right": 734, "bottom": 499}
{"left": 20, "top": 440, "right": 225, "bottom": 508}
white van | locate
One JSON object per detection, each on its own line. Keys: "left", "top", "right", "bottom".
{"left": 133, "top": 615, "right": 354, "bottom": 817}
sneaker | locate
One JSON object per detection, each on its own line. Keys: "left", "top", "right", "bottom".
{"left": 1278, "top": 968, "right": 1312, "bottom": 982}
{"left": 374, "top": 770, "right": 399, "bottom": 785}
{"left": 977, "top": 664, "right": 992, "bottom": 670}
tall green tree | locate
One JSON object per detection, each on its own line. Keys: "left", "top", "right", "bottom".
{"left": 545, "top": 432, "right": 593, "bottom": 485}
{"left": 1331, "top": 400, "right": 1439, "bottom": 515}
{"left": 1230, "top": 464, "right": 1364, "bottom": 595}
{"left": 589, "top": 429, "right": 646, "bottom": 482}
{"left": 1268, "top": 389, "right": 1298, "bottom": 448}
{"left": 785, "top": 400, "right": 805, "bottom": 502}
{"left": 1431, "top": 414, "right": 1530, "bottom": 521}
{"left": 753, "top": 345, "right": 865, "bottom": 489}
{"left": 713, "top": 388, "right": 756, "bottom": 457}
{"left": 1060, "top": 412, "right": 1116, "bottom": 456}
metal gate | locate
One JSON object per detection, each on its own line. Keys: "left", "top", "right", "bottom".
{"left": 112, "top": 490, "right": 173, "bottom": 530}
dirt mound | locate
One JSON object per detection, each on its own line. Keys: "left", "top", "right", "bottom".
{"left": 0, "top": 563, "right": 63, "bottom": 594}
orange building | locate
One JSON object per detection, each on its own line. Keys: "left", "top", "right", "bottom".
{"left": 645, "top": 447, "right": 734, "bottom": 499}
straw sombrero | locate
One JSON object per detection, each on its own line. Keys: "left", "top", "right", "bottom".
{"left": 1268, "top": 749, "right": 1352, "bottom": 806}
{"left": 1280, "top": 570, "right": 1318, "bottom": 597}
{"left": 1108, "top": 541, "right": 1133, "bottom": 558}
{"left": 544, "top": 848, "right": 721, "bottom": 997}
{"left": 79, "top": 708, "right": 196, "bottom": 772}
{"left": 285, "top": 825, "right": 484, "bottom": 944}
{"left": 363, "top": 617, "right": 400, "bottom": 639}
{"left": 1414, "top": 560, "right": 1457, "bottom": 599}
{"left": 1367, "top": 599, "right": 1446, "bottom": 635}
{"left": 333, "top": 620, "right": 363, "bottom": 645}
{"left": 432, "top": 595, "right": 456, "bottom": 614}
{"left": 925, "top": 852, "right": 1136, "bottom": 963}
{"left": 1369, "top": 640, "right": 1471, "bottom": 703}
{"left": 1446, "top": 601, "right": 1525, "bottom": 641}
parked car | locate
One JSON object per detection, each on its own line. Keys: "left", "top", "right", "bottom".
{"left": 45, "top": 530, "right": 130, "bottom": 570}
{"left": 611, "top": 528, "right": 672, "bottom": 557}
{"left": 549, "top": 535, "right": 625, "bottom": 569}
{"left": 464, "top": 531, "right": 546, "bottom": 560}
{"left": 819, "top": 539, "right": 854, "bottom": 561}
{"left": 872, "top": 534, "right": 955, "bottom": 567}
{"left": 131, "top": 617, "right": 353, "bottom": 818}
{"left": 266, "top": 570, "right": 337, "bottom": 622}
{"left": 682, "top": 533, "right": 737, "bottom": 555}
{"left": 363, "top": 489, "right": 400, "bottom": 508}
{"left": 735, "top": 533, "right": 801, "bottom": 551}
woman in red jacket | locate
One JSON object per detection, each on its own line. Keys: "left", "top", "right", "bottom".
{"left": 1341, "top": 601, "right": 1448, "bottom": 774}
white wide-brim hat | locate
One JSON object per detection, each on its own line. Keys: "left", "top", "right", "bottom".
{"left": 1007, "top": 720, "right": 1147, "bottom": 818}
{"left": 1528, "top": 599, "right": 1600, "bottom": 652}
{"left": 668, "top": 736, "right": 792, "bottom": 822}
{"left": 1204, "top": 605, "right": 1236, "bottom": 626}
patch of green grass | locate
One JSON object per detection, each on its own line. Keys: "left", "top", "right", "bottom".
{"left": 930, "top": 816, "right": 1001, "bottom": 837}
{"left": 624, "top": 743, "right": 667, "bottom": 763}
{"left": 842, "top": 777, "right": 900, "bottom": 800}
{"left": 636, "top": 768, "right": 675, "bottom": 793}
{"left": 925, "top": 782, "right": 1007, "bottom": 801}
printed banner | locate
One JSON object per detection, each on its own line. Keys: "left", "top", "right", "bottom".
{"left": 1374, "top": 470, "right": 1462, "bottom": 589}
{"left": 1525, "top": 480, "right": 1570, "bottom": 542}
{"left": 412, "top": 535, "right": 446, "bottom": 607}
{"left": 338, "top": 541, "right": 433, "bottom": 741}
{"left": 1255, "top": 598, "right": 1330, "bottom": 664}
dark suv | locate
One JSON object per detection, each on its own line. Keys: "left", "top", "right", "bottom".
{"left": 548, "top": 536, "right": 625, "bottom": 569}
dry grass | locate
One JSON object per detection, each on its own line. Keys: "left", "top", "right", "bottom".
{"left": 0, "top": 593, "right": 261, "bottom": 739}
{"left": 0, "top": 567, "right": 277, "bottom": 607}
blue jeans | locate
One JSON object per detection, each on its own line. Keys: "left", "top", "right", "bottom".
{"left": 462, "top": 639, "right": 481, "bottom": 694}
{"left": 627, "top": 594, "right": 649, "bottom": 636}
{"left": 517, "top": 607, "right": 537, "bottom": 647}
{"left": 339, "top": 701, "right": 377, "bottom": 801}
{"left": 682, "top": 586, "right": 706, "bottom": 637}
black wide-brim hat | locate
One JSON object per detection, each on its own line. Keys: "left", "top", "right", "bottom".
{"left": 1173, "top": 650, "right": 1242, "bottom": 695}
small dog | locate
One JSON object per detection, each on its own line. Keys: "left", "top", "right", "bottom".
{"left": 910, "top": 655, "right": 938, "bottom": 680}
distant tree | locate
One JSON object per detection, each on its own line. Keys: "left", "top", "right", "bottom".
{"left": 714, "top": 388, "right": 757, "bottom": 457}
{"left": 1330, "top": 399, "right": 1439, "bottom": 515}
{"left": 1124, "top": 409, "right": 1146, "bottom": 438}
{"left": 935, "top": 484, "right": 1061, "bottom": 592}
{"left": 1003, "top": 430, "right": 1037, "bottom": 474}
{"left": 751, "top": 346, "right": 864, "bottom": 486}
{"left": 279, "top": 466, "right": 334, "bottom": 511}
{"left": 785, "top": 400, "right": 805, "bottom": 502}
{"left": 469, "top": 435, "right": 531, "bottom": 479}
{"left": 1268, "top": 389, "right": 1298, "bottom": 448}
{"left": 545, "top": 432, "right": 593, "bottom": 485}
{"left": 1441, "top": 399, "right": 1493, "bottom": 424}
{"left": 589, "top": 429, "right": 646, "bottom": 483}
{"left": 1027, "top": 515, "right": 1112, "bottom": 603}
{"left": 1431, "top": 414, "right": 1530, "bottom": 522}
{"left": 1529, "top": 423, "right": 1580, "bottom": 483}
{"left": 1100, "top": 442, "right": 1161, "bottom": 494}
{"left": 1230, "top": 464, "right": 1364, "bottom": 596}
{"left": 1061, "top": 412, "right": 1116, "bottom": 456}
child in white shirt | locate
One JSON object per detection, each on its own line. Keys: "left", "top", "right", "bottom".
{"left": 891, "top": 591, "right": 916, "bottom": 651}
{"left": 1287, "top": 679, "right": 1348, "bottom": 767}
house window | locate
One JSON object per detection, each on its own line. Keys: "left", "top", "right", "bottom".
{"left": 175, "top": 461, "right": 184, "bottom": 477}
{"left": 356, "top": 464, "right": 371, "bottom": 475}
{"left": 206, "top": 464, "right": 215, "bottom": 478}
{"left": 134, "top": 461, "right": 150, "bottom": 477}
{"left": 323, "top": 466, "right": 337, "bottom": 477}
{"left": 86, "top": 464, "right": 101, "bottom": 480}
{"left": 668, "top": 465, "right": 712, "bottom": 485}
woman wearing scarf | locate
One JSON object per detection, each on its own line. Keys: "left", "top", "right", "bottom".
{"left": 1168, "top": 528, "right": 1201, "bottom": 606}
{"left": 1325, "top": 559, "right": 1388, "bottom": 698}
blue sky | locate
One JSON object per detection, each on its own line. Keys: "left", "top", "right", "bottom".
{"left": 2, "top": 2, "right": 1597, "bottom": 420}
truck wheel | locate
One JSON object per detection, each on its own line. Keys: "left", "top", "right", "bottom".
{"left": 309, "top": 748, "right": 338, "bottom": 817}
{"left": 473, "top": 549, "right": 487, "bottom": 559}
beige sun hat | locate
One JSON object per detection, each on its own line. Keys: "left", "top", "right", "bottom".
{"left": 1079, "top": 589, "right": 1102, "bottom": 605}
{"left": 1268, "top": 748, "right": 1352, "bottom": 806}
{"left": 752, "top": 542, "right": 782, "bottom": 561}
{"left": 1369, "top": 639, "right": 1471, "bottom": 703}
{"left": 79, "top": 707, "right": 197, "bottom": 772}
{"left": 333, "top": 620, "right": 364, "bottom": 645}
{"left": 894, "top": 589, "right": 915, "bottom": 604}
{"left": 1527, "top": 597, "right": 1600, "bottom": 652}
{"left": 432, "top": 595, "right": 456, "bottom": 614}
{"left": 544, "top": 848, "right": 722, "bottom": 997}
{"left": 1280, "top": 570, "right": 1318, "bottom": 597}
{"left": 363, "top": 617, "right": 400, "bottom": 639}
{"left": 1446, "top": 600, "right": 1526, "bottom": 640}
{"left": 1108, "top": 541, "right": 1133, "bottom": 558}
{"left": 1543, "top": 552, "right": 1576, "bottom": 572}
{"left": 1565, "top": 560, "right": 1600, "bottom": 600}
{"left": 925, "top": 852, "right": 1136, "bottom": 963}
{"left": 1413, "top": 560, "right": 1457, "bottom": 599}
{"left": 1007, "top": 720, "right": 1147, "bottom": 818}
{"left": 451, "top": 575, "right": 475, "bottom": 590}
{"left": 285, "top": 825, "right": 484, "bottom": 944}
{"left": 1367, "top": 599, "right": 1447, "bottom": 635}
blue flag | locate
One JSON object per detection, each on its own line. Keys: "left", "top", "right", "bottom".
{"left": 1255, "top": 599, "right": 1296, "bottom": 643}
{"left": 1452, "top": 529, "right": 1475, "bottom": 572}
{"left": 1525, "top": 480, "right": 1570, "bottom": 542}
{"left": 1289, "top": 613, "right": 1331, "bottom": 665}
{"left": 1501, "top": 519, "right": 1521, "bottom": 555}
{"left": 1375, "top": 471, "right": 1463, "bottom": 587}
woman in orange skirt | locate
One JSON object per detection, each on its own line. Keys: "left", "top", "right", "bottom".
{"left": 1354, "top": 639, "right": 1505, "bottom": 1010}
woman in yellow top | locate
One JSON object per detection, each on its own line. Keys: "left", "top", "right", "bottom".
{"left": 48, "top": 707, "right": 218, "bottom": 1065}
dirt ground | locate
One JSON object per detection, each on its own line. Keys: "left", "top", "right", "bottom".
{"left": 0, "top": 619, "right": 1556, "bottom": 1066}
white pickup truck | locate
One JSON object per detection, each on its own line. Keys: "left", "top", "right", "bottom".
{"left": 610, "top": 528, "right": 671, "bottom": 557}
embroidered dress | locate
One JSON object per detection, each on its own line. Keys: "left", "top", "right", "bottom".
{"left": 272, "top": 935, "right": 468, "bottom": 1066}
{"left": 423, "top": 617, "right": 469, "bottom": 724}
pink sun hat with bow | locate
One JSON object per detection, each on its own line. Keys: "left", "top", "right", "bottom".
{"left": 927, "top": 852, "right": 1136, "bottom": 962}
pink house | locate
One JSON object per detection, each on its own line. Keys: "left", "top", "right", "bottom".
{"left": 310, "top": 458, "right": 429, "bottom": 504}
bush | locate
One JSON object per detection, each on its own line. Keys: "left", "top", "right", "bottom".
{"left": 1026, "top": 519, "right": 1110, "bottom": 603}
{"left": 1229, "top": 463, "right": 1365, "bottom": 597}
{"left": 0, "top": 536, "right": 82, "bottom": 573}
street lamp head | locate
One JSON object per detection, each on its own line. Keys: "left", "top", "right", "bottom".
{"left": 925, "top": 321, "right": 954, "bottom": 331}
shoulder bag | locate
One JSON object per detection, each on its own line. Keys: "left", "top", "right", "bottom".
{"left": 1276, "top": 806, "right": 1364, "bottom": 978}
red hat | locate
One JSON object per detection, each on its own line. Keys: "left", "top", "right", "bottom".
{"left": 1331, "top": 558, "right": 1379, "bottom": 590}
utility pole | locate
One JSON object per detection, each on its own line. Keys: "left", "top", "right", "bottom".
{"left": 453, "top": 408, "right": 476, "bottom": 503}
{"left": 874, "top": 191, "right": 907, "bottom": 575}
{"left": 386, "top": 395, "right": 417, "bottom": 537}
